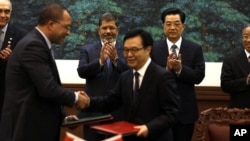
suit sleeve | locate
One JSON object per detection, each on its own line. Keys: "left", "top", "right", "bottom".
{"left": 21, "top": 41, "right": 75, "bottom": 107}
{"left": 221, "top": 56, "right": 248, "bottom": 93}
{"left": 77, "top": 45, "right": 103, "bottom": 79}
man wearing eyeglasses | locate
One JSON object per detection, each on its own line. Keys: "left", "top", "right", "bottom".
{"left": 0, "top": 0, "right": 27, "bottom": 123}
{"left": 77, "top": 12, "right": 129, "bottom": 141}
{"left": 80, "top": 29, "right": 180, "bottom": 141}
{"left": 151, "top": 8, "right": 205, "bottom": 141}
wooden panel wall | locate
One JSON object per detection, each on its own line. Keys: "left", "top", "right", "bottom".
{"left": 60, "top": 84, "right": 230, "bottom": 141}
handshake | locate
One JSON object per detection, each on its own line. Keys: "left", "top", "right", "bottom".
{"left": 75, "top": 91, "right": 90, "bottom": 110}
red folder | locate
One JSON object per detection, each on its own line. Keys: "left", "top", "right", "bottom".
{"left": 91, "top": 121, "right": 139, "bottom": 135}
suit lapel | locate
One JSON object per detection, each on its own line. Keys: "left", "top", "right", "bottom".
{"left": 2, "top": 25, "right": 14, "bottom": 49}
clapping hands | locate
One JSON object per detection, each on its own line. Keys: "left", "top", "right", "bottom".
{"left": 0, "top": 45, "right": 12, "bottom": 61}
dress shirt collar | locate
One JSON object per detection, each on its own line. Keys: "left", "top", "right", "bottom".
{"left": 133, "top": 58, "right": 151, "bottom": 80}
{"left": 166, "top": 37, "right": 182, "bottom": 51}
{"left": 1, "top": 24, "right": 8, "bottom": 33}
{"left": 35, "top": 27, "right": 52, "bottom": 50}
{"left": 244, "top": 49, "right": 250, "bottom": 58}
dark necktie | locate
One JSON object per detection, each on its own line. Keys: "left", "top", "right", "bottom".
{"left": 248, "top": 56, "right": 250, "bottom": 63}
{"left": 134, "top": 71, "right": 140, "bottom": 100}
{"left": 171, "top": 45, "right": 178, "bottom": 59}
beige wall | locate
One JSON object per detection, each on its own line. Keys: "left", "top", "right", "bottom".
{"left": 56, "top": 60, "right": 222, "bottom": 87}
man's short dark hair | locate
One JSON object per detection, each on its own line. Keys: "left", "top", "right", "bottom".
{"left": 98, "top": 12, "right": 119, "bottom": 27}
{"left": 161, "top": 7, "right": 186, "bottom": 24}
{"left": 38, "top": 3, "right": 70, "bottom": 25}
{"left": 123, "top": 29, "right": 153, "bottom": 48}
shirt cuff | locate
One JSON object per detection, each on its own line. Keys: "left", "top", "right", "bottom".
{"left": 74, "top": 92, "right": 78, "bottom": 103}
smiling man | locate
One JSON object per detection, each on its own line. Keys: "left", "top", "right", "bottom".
{"left": 77, "top": 12, "right": 129, "bottom": 141}
{"left": 0, "top": 0, "right": 27, "bottom": 123}
{"left": 81, "top": 29, "right": 180, "bottom": 141}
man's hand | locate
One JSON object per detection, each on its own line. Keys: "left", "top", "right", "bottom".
{"left": 64, "top": 115, "right": 79, "bottom": 129}
{"left": 64, "top": 115, "right": 79, "bottom": 121}
{"left": 75, "top": 91, "right": 90, "bottom": 110}
{"left": 167, "top": 53, "right": 182, "bottom": 72}
{"left": 105, "top": 42, "right": 117, "bottom": 61}
{"left": 100, "top": 45, "right": 109, "bottom": 64}
{"left": 0, "top": 45, "right": 12, "bottom": 61}
{"left": 134, "top": 125, "right": 148, "bottom": 138}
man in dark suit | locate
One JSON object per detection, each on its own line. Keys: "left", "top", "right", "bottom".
{"left": 82, "top": 29, "right": 180, "bottom": 141}
{"left": 151, "top": 8, "right": 205, "bottom": 141}
{"left": 0, "top": 0, "right": 27, "bottom": 122}
{"left": 0, "top": 4, "right": 89, "bottom": 141}
{"left": 77, "top": 12, "right": 129, "bottom": 140}
{"left": 221, "top": 24, "right": 250, "bottom": 108}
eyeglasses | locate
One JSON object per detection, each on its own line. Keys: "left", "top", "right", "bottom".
{"left": 53, "top": 21, "right": 71, "bottom": 31}
{"left": 123, "top": 47, "right": 144, "bottom": 54}
{"left": 0, "top": 9, "right": 12, "bottom": 15}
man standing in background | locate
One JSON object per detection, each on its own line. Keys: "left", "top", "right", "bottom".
{"left": 0, "top": 0, "right": 27, "bottom": 122}
{"left": 77, "top": 12, "right": 129, "bottom": 141}
{"left": 151, "top": 8, "right": 205, "bottom": 141}
{"left": 221, "top": 24, "right": 250, "bottom": 108}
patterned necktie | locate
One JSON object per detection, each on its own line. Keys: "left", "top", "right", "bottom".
{"left": 134, "top": 71, "right": 140, "bottom": 97}
{"left": 171, "top": 44, "right": 178, "bottom": 59}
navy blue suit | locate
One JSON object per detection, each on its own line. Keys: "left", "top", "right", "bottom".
{"left": 77, "top": 42, "right": 129, "bottom": 98}
{"left": 151, "top": 38, "right": 205, "bottom": 141}
{"left": 87, "top": 61, "right": 180, "bottom": 141}
{"left": 0, "top": 29, "right": 76, "bottom": 141}
{"left": 0, "top": 24, "right": 27, "bottom": 122}
{"left": 221, "top": 49, "right": 250, "bottom": 108}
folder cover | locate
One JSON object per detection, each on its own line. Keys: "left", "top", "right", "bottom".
{"left": 62, "top": 114, "right": 113, "bottom": 127}
{"left": 91, "top": 121, "right": 138, "bottom": 135}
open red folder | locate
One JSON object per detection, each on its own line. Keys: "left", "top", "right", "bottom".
{"left": 91, "top": 121, "right": 139, "bottom": 135}
{"left": 62, "top": 114, "right": 113, "bottom": 127}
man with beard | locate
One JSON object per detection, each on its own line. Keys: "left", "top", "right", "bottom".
{"left": 77, "top": 12, "right": 129, "bottom": 141}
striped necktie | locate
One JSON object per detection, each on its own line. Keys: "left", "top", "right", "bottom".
{"left": 171, "top": 45, "right": 178, "bottom": 59}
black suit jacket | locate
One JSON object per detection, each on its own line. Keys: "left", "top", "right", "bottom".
{"left": 0, "top": 24, "right": 27, "bottom": 121}
{"left": 87, "top": 61, "right": 180, "bottom": 141}
{"left": 151, "top": 39, "right": 205, "bottom": 124}
{"left": 0, "top": 29, "right": 75, "bottom": 141}
{"left": 221, "top": 49, "right": 250, "bottom": 108}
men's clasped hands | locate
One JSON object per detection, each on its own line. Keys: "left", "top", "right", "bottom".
{"left": 75, "top": 91, "right": 90, "bottom": 110}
